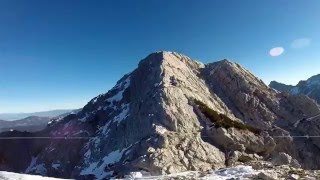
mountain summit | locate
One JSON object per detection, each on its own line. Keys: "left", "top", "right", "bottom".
{"left": 270, "top": 74, "right": 320, "bottom": 104}
{"left": 1, "top": 51, "right": 320, "bottom": 179}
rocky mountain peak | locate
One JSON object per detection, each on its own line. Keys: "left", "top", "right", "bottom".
{"left": 307, "top": 73, "right": 320, "bottom": 81}
{"left": 269, "top": 81, "right": 294, "bottom": 92}
{"left": 211, "top": 58, "right": 233, "bottom": 66}
{"left": 298, "top": 74, "right": 320, "bottom": 87}
{"left": 138, "top": 51, "right": 204, "bottom": 74}
{"left": 1, "top": 51, "right": 320, "bottom": 179}
{"left": 270, "top": 74, "right": 320, "bottom": 104}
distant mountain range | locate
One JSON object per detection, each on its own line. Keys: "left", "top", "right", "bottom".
{"left": 0, "top": 109, "right": 74, "bottom": 121}
{"left": 270, "top": 74, "right": 320, "bottom": 104}
{"left": 0, "top": 116, "right": 51, "bottom": 133}
{"left": 0, "top": 109, "right": 81, "bottom": 133}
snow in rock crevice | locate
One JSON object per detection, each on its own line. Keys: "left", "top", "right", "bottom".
{"left": 25, "top": 160, "right": 47, "bottom": 176}
{"left": 51, "top": 163, "right": 60, "bottom": 170}
{"left": 80, "top": 147, "right": 129, "bottom": 180}
{"left": 106, "top": 76, "right": 131, "bottom": 103}
{"left": 24, "top": 156, "right": 48, "bottom": 176}
{"left": 113, "top": 103, "right": 130, "bottom": 125}
{"left": 25, "top": 156, "right": 38, "bottom": 173}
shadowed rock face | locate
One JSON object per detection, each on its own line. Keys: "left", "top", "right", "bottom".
{"left": 0, "top": 131, "right": 48, "bottom": 173}
{"left": 269, "top": 81, "right": 294, "bottom": 92}
{"left": 270, "top": 74, "right": 320, "bottom": 104}
{"left": 1, "top": 51, "right": 320, "bottom": 179}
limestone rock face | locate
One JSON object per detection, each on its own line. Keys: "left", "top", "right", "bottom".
{"left": 1, "top": 51, "right": 320, "bottom": 179}
{"left": 202, "top": 60, "right": 279, "bottom": 128}
{"left": 270, "top": 152, "right": 301, "bottom": 168}
{"left": 200, "top": 59, "right": 320, "bottom": 170}
{"left": 207, "top": 127, "right": 275, "bottom": 155}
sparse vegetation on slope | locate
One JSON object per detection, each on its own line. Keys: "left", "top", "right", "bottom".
{"left": 194, "top": 99, "right": 260, "bottom": 134}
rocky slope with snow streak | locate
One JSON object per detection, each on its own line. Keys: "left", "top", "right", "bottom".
{"left": 1, "top": 51, "right": 320, "bottom": 179}
{"left": 270, "top": 74, "right": 320, "bottom": 104}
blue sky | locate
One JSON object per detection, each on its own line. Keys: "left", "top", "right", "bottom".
{"left": 0, "top": 0, "right": 319, "bottom": 113}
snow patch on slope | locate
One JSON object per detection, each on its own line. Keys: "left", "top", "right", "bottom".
{"left": 51, "top": 162, "right": 60, "bottom": 170}
{"left": 80, "top": 147, "right": 129, "bottom": 180}
{"left": 101, "top": 120, "right": 113, "bottom": 134}
{"left": 113, "top": 104, "right": 130, "bottom": 125}
{"left": 25, "top": 162, "right": 47, "bottom": 176}
{"left": 80, "top": 161, "right": 113, "bottom": 180}
{"left": 0, "top": 171, "right": 69, "bottom": 180}
{"left": 107, "top": 76, "right": 131, "bottom": 103}
{"left": 201, "top": 165, "right": 258, "bottom": 179}
{"left": 154, "top": 124, "right": 167, "bottom": 135}
{"left": 122, "top": 165, "right": 258, "bottom": 179}
{"left": 25, "top": 156, "right": 47, "bottom": 175}
{"left": 25, "top": 156, "right": 38, "bottom": 173}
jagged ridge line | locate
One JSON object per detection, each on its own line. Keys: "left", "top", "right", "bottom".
{"left": 0, "top": 135, "right": 319, "bottom": 139}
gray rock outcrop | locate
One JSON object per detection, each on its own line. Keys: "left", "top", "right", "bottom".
{"left": 1, "top": 51, "right": 320, "bottom": 179}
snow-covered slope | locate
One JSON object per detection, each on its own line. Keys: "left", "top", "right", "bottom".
{"left": 121, "top": 165, "right": 259, "bottom": 179}
{"left": 0, "top": 171, "right": 70, "bottom": 180}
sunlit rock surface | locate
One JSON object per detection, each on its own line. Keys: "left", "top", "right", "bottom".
{"left": 0, "top": 51, "right": 320, "bottom": 179}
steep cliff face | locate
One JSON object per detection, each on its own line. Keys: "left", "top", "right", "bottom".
{"left": 1, "top": 51, "right": 320, "bottom": 179}
{"left": 74, "top": 52, "right": 228, "bottom": 178}
{"left": 201, "top": 60, "right": 320, "bottom": 169}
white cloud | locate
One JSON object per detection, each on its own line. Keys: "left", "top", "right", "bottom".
{"left": 269, "top": 47, "right": 285, "bottom": 57}
{"left": 291, "top": 38, "right": 312, "bottom": 49}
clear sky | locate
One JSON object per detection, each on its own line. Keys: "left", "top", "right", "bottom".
{"left": 0, "top": 0, "right": 319, "bottom": 113}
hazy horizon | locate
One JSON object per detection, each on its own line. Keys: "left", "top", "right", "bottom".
{"left": 0, "top": 108, "right": 75, "bottom": 115}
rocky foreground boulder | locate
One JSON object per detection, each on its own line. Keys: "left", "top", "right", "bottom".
{"left": 1, "top": 51, "right": 320, "bottom": 179}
